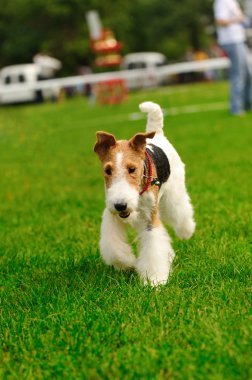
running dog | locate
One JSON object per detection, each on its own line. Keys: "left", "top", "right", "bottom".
{"left": 94, "top": 102, "right": 195, "bottom": 286}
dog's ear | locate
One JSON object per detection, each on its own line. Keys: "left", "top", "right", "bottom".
{"left": 94, "top": 131, "right": 116, "bottom": 160}
{"left": 129, "top": 131, "right": 155, "bottom": 156}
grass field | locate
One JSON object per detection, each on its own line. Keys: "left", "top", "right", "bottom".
{"left": 0, "top": 81, "right": 251, "bottom": 379}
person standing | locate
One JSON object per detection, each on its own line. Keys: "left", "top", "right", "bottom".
{"left": 213, "top": 0, "right": 252, "bottom": 115}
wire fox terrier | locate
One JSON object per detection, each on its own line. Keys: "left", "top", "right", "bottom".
{"left": 94, "top": 102, "right": 195, "bottom": 286}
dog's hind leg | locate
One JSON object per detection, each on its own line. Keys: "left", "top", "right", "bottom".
{"left": 136, "top": 219, "right": 175, "bottom": 287}
{"left": 160, "top": 178, "right": 196, "bottom": 240}
{"left": 99, "top": 209, "right": 136, "bottom": 270}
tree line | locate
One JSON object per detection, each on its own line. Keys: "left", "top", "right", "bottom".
{"left": 0, "top": 0, "right": 214, "bottom": 75}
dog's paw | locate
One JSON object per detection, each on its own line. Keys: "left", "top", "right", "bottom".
{"left": 176, "top": 219, "right": 196, "bottom": 240}
{"left": 136, "top": 265, "right": 170, "bottom": 287}
{"left": 143, "top": 276, "right": 168, "bottom": 287}
{"left": 139, "top": 271, "right": 169, "bottom": 287}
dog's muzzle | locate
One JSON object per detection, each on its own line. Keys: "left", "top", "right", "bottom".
{"left": 114, "top": 203, "right": 131, "bottom": 219}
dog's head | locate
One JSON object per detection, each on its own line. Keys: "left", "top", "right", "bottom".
{"left": 94, "top": 131, "right": 155, "bottom": 219}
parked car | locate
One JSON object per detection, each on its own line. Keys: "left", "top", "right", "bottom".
{"left": 120, "top": 52, "right": 167, "bottom": 89}
{"left": 121, "top": 52, "right": 167, "bottom": 70}
{"left": 0, "top": 63, "right": 60, "bottom": 105}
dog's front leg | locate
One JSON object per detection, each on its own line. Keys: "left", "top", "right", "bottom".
{"left": 99, "top": 208, "right": 136, "bottom": 270}
{"left": 136, "top": 221, "right": 175, "bottom": 287}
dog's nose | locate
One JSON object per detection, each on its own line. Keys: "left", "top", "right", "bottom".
{"left": 114, "top": 203, "right": 127, "bottom": 212}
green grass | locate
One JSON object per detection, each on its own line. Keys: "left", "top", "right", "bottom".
{"left": 0, "top": 82, "right": 251, "bottom": 379}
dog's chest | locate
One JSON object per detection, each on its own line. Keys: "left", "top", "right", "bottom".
{"left": 128, "top": 191, "right": 156, "bottom": 230}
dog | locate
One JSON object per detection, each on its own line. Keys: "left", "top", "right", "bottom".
{"left": 94, "top": 101, "right": 195, "bottom": 286}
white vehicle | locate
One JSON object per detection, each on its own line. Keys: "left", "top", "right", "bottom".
{"left": 0, "top": 63, "right": 60, "bottom": 105}
{"left": 121, "top": 52, "right": 167, "bottom": 70}
{"left": 120, "top": 52, "right": 167, "bottom": 89}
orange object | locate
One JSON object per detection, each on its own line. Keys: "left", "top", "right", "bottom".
{"left": 95, "top": 79, "right": 128, "bottom": 105}
{"left": 91, "top": 29, "right": 123, "bottom": 54}
{"left": 95, "top": 54, "right": 122, "bottom": 67}
{"left": 90, "top": 28, "right": 123, "bottom": 68}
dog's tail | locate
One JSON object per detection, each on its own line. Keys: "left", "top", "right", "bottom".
{"left": 139, "top": 101, "right": 164, "bottom": 135}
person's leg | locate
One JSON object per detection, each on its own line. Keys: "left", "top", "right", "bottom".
{"left": 242, "top": 44, "right": 252, "bottom": 111}
{"left": 222, "top": 43, "right": 244, "bottom": 115}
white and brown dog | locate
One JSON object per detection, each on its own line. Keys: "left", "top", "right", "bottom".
{"left": 94, "top": 102, "right": 195, "bottom": 286}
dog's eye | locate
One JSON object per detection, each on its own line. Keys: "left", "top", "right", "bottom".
{"left": 128, "top": 167, "right": 136, "bottom": 174}
{"left": 104, "top": 166, "right": 112, "bottom": 176}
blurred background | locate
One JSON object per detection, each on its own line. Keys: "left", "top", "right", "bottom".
{"left": 0, "top": 0, "right": 251, "bottom": 75}
{"left": 1, "top": 0, "right": 252, "bottom": 106}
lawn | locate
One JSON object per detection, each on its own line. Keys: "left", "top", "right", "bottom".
{"left": 0, "top": 82, "right": 251, "bottom": 379}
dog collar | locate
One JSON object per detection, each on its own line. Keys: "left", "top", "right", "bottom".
{"left": 140, "top": 150, "right": 160, "bottom": 195}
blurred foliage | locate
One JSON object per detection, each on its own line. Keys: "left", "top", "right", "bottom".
{"left": 0, "top": 0, "right": 213, "bottom": 74}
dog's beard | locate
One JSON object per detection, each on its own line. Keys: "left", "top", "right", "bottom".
{"left": 119, "top": 210, "right": 131, "bottom": 219}
{"left": 118, "top": 210, "right": 138, "bottom": 224}
{"left": 109, "top": 207, "right": 133, "bottom": 219}
{"left": 106, "top": 180, "right": 140, "bottom": 220}
{"left": 108, "top": 206, "right": 139, "bottom": 224}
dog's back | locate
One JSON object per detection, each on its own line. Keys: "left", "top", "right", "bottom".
{"left": 140, "top": 102, "right": 183, "bottom": 194}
